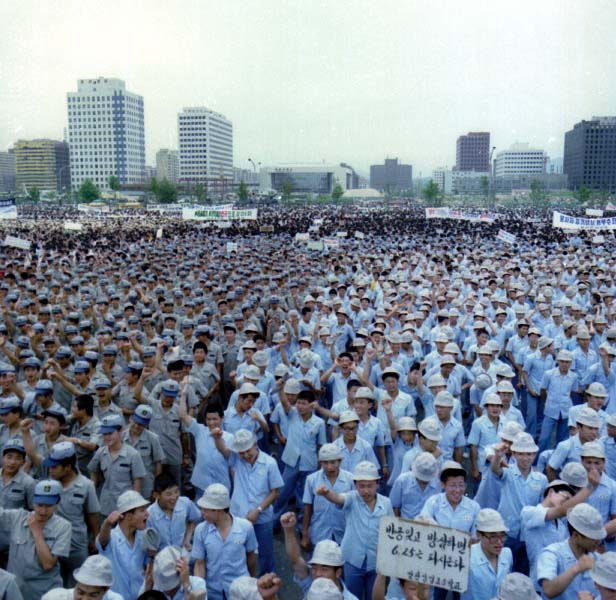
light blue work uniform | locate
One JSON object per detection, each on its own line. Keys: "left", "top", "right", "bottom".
{"left": 438, "top": 418, "right": 466, "bottom": 461}
{"left": 389, "top": 472, "right": 441, "bottom": 519}
{"left": 191, "top": 516, "right": 257, "bottom": 599}
{"left": 332, "top": 436, "right": 379, "bottom": 473}
{"left": 223, "top": 405, "right": 266, "bottom": 436}
{"left": 547, "top": 434, "right": 584, "bottom": 472}
{"left": 185, "top": 420, "right": 233, "bottom": 492}
{"left": 468, "top": 416, "right": 503, "bottom": 471}
{"left": 302, "top": 468, "right": 354, "bottom": 544}
{"left": 460, "top": 543, "right": 512, "bottom": 600}
{"left": 387, "top": 437, "right": 416, "bottom": 486}
{"left": 537, "top": 540, "right": 597, "bottom": 600}
{"left": 146, "top": 496, "right": 200, "bottom": 548}
{"left": 419, "top": 493, "right": 480, "bottom": 535}
{"left": 280, "top": 409, "right": 326, "bottom": 472}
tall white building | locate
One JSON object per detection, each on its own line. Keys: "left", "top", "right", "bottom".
{"left": 67, "top": 77, "right": 145, "bottom": 189}
{"left": 494, "top": 143, "right": 547, "bottom": 177}
{"left": 178, "top": 107, "right": 233, "bottom": 189}
{"left": 156, "top": 149, "right": 179, "bottom": 183}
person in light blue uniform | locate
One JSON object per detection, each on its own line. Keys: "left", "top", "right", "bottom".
{"left": 537, "top": 503, "right": 606, "bottom": 600}
{"left": 332, "top": 411, "right": 379, "bottom": 473}
{"left": 461, "top": 509, "right": 512, "bottom": 600}
{"left": 386, "top": 416, "right": 417, "bottom": 487}
{"left": 489, "top": 432, "right": 547, "bottom": 574}
{"left": 390, "top": 451, "right": 441, "bottom": 519}
{"left": 211, "top": 428, "right": 283, "bottom": 575}
{"left": 314, "top": 461, "right": 392, "bottom": 600}
{"left": 523, "top": 335, "right": 556, "bottom": 439}
{"left": 192, "top": 483, "right": 257, "bottom": 600}
{"left": 302, "top": 443, "right": 354, "bottom": 546}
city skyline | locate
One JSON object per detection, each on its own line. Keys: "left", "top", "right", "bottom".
{"left": 1, "top": 0, "right": 615, "bottom": 177}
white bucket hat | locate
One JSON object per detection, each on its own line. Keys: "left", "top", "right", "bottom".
{"left": 560, "top": 462, "right": 588, "bottom": 489}
{"left": 117, "top": 490, "right": 149, "bottom": 514}
{"left": 483, "top": 393, "right": 503, "bottom": 406}
{"left": 498, "top": 573, "right": 541, "bottom": 600}
{"left": 580, "top": 441, "right": 606, "bottom": 459}
{"left": 500, "top": 421, "right": 524, "bottom": 442}
{"left": 73, "top": 554, "right": 114, "bottom": 587}
{"left": 418, "top": 417, "right": 442, "bottom": 442}
{"left": 153, "top": 545, "right": 187, "bottom": 591}
{"left": 308, "top": 539, "right": 344, "bottom": 566}
{"left": 229, "top": 576, "right": 261, "bottom": 600}
{"left": 352, "top": 461, "right": 380, "bottom": 481}
{"left": 238, "top": 382, "right": 260, "bottom": 395}
{"left": 476, "top": 508, "right": 509, "bottom": 533}
{"left": 567, "top": 503, "right": 607, "bottom": 540}
{"left": 306, "top": 578, "right": 343, "bottom": 600}
{"left": 576, "top": 406, "right": 601, "bottom": 428}
{"left": 231, "top": 429, "right": 257, "bottom": 453}
{"left": 396, "top": 416, "right": 417, "bottom": 431}
{"left": 411, "top": 452, "right": 439, "bottom": 482}
{"left": 318, "top": 443, "right": 343, "bottom": 462}
{"left": 197, "top": 483, "right": 230, "bottom": 509}
{"left": 283, "top": 378, "right": 301, "bottom": 395}
{"left": 586, "top": 381, "right": 608, "bottom": 397}
{"left": 510, "top": 432, "right": 539, "bottom": 453}
{"left": 434, "top": 391, "right": 454, "bottom": 407}
{"left": 338, "top": 410, "right": 360, "bottom": 426}
{"left": 591, "top": 551, "right": 616, "bottom": 590}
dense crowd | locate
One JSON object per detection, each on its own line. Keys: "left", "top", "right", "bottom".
{"left": 0, "top": 202, "right": 615, "bottom": 600}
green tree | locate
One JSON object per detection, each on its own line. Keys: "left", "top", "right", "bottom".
{"left": 27, "top": 186, "right": 40, "bottom": 203}
{"left": 238, "top": 181, "right": 249, "bottom": 203}
{"left": 480, "top": 176, "right": 489, "bottom": 199}
{"left": 157, "top": 179, "right": 177, "bottom": 204}
{"left": 529, "top": 179, "right": 548, "bottom": 206}
{"left": 422, "top": 179, "right": 442, "bottom": 206}
{"left": 78, "top": 179, "right": 100, "bottom": 202}
{"left": 282, "top": 181, "right": 293, "bottom": 202}
{"left": 331, "top": 181, "right": 344, "bottom": 201}
{"left": 575, "top": 185, "right": 591, "bottom": 204}
{"left": 107, "top": 175, "right": 121, "bottom": 202}
{"left": 194, "top": 183, "right": 207, "bottom": 204}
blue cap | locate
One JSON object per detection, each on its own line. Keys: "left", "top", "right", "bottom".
{"left": 94, "top": 377, "right": 111, "bottom": 389}
{"left": 142, "top": 346, "right": 156, "bottom": 358}
{"left": 98, "top": 413, "right": 124, "bottom": 434}
{"left": 33, "top": 479, "right": 62, "bottom": 505}
{"left": 161, "top": 379, "right": 180, "bottom": 397}
{"left": 55, "top": 346, "right": 72, "bottom": 358}
{"left": 3, "top": 438, "right": 25, "bottom": 455}
{"left": 132, "top": 405, "right": 152, "bottom": 426}
{"left": 0, "top": 397, "right": 21, "bottom": 414}
{"left": 42, "top": 441, "right": 76, "bottom": 467}
{"left": 41, "top": 408, "right": 66, "bottom": 424}
{"left": 74, "top": 361, "right": 90, "bottom": 374}
{"left": 125, "top": 361, "right": 144, "bottom": 372}
{"left": 35, "top": 380, "right": 54, "bottom": 395}
{"left": 102, "top": 345, "right": 118, "bottom": 356}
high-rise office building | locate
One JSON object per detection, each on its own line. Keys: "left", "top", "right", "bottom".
{"left": 14, "top": 139, "right": 70, "bottom": 193}
{"left": 494, "top": 143, "right": 547, "bottom": 177}
{"left": 67, "top": 77, "right": 145, "bottom": 189}
{"left": 178, "top": 107, "right": 233, "bottom": 195}
{"left": 0, "top": 150, "right": 16, "bottom": 195}
{"left": 564, "top": 117, "right": 616, "bottom": 192}
{"left": 156, "top": 149, "right": 179, "bottom": 183}
{"left": 455, "top": 132, "right": 490, "bottom": 172}
{"left": 369, "top": 158, "right": 412, "bottom": 192}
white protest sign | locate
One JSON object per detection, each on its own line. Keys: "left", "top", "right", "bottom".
{"left": 226, "top": 242, "right": 238, "bottom": 253}
{"left": 552, "top": 211, "right": 616, "bottom": 230}
{"left": 586, "top": 208, "right": 604, "bottom": 217}
{"left": 496, "top": 230, "right": 516, "bottom": 245}
{"left": 323, "top": 237, "right": 340, "bottom": 249}
{"left": 606, "top": 202, "right": 616, "bottom": 212}
{"left": 215, "top": 221, "right": 232, "bottom": 229}
{"left": 0, "top": 199, "right": 17, "bottom": 219}
{"left": 377, "top": 516, "right": 471, "bottom": 593}
{"left": 295, "top": 233, "right": 310, "bottom": 241}
{"left": 63, "top": 221, "right": 83, "bottom": 231}
{"left": 592, "top": 235, "right": 605, "bottom": 244}
{"left": 308, "top": 225, "right": 320, "bottom": 232}
{"left": 156, "top": 227, "right": 163, "bottom": 239}
{"left": 354, "top": 231, "right": 365, "bottom": 240}
{"left": 335, "top": 231, "right": 348, "bottom": 238}
{"left": 313, "top": 218, "right": 323, "bottom": 226}
{"left": 307, "top": 240, "right": 324, "bottom": 251}
{"left": 4, "top": 236, "right": 32, "bottom": 250}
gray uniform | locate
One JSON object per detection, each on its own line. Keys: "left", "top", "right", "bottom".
{"left": 0, "top": 470, "right": 34, "bottom": 553}
{"left": 30, "top": 434, "right": 67, "bottom": 481}
{"left": 122, "top": 428, "right": 165, "bottom": 500}
{"left": 52, "top": 368, "right": 74, "bottom": 412}
{"left": 56, "top": 474, "right": 100, "bottom": 582}
{"left": 0, "top": 568, "right": 22, "bottom": 600}
{"left": 112, "top": 381, "right": 139, "bottom": 417}
{"left": 69, "top": 416, "right": 101, "bottom": 475}
{"left": 0, "top": 428, "right": 22, "bottom": 451}
{"left": 147, "top": 381, "right": 199, "bottom": 410}
{"left": 0, "top": 508, "right": 71, "bottom": 600}
{"left": 147, "top": 401, "right": 184, "bottom": 487}
{"left": 87, "top": 443, "right": 147, "bottom": 516}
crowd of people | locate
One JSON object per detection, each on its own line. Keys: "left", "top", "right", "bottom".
{"left": 0, "top": 202, "right": 615, "bottom": 600}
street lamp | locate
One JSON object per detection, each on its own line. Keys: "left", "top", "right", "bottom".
{"left": 488, "top": 146, "right": 496, "bottom": 209}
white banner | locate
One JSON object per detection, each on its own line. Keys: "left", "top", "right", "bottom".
{"left": 606, "top": 202, "right": 616, "bottom": 212}
{"left": 425, "top": 207, "right": 450, "bottom": 219}
{"left": 552, "top": 211, "right": 616, "bottom": 230}
{"left": 307, "top": 240, "right": 324, "bottom": 251}
{"left": 377, "top": 516, "right": 471, "bottom": 593}
{"left": 335, "top": 231, "right": 348, "bottom": 238}
{"left": 592, "top": 235, "right": 605, "bottom": 245}
{"left": 313, "top": 218, "right": 324, "bottom": 226}
{"left": 0, "top": 199, "right": 17, "bottom": 219}
{"left": 4, "top": 235, "right": 31, "bottom": 250}
{"left": 295, "top": 233, "right": 310, "bottom": 241}
{"left": 215, "top": 221, "right": 232, "bottom": 228}
{"left": 497, "top": 229, "right": 516, "bottom": 245}
{"left": 226, "top": 242, "right": 239, "bottom": 253}
{"left": 308, "top": 225, "right": 320, "bottom": 232}
{"left": 425, "top": 207, "right": 495, "bottom": 223}
{"left": 323, "top": 237, "right": 340, "bottom": 248}
{"left": 63, "top": 221, "right": 83, "bottom": 231}
{"left": 354, "top": 231, "right": 365, "bottom": 240}
{"left": 182, "top": 208, "right": 257, "bottom": 221}
{"left": 586, "top": 208, "right": 604, "bottom": 217}
{"left": 156, "top": 227, "right": 163, "bottom": 239}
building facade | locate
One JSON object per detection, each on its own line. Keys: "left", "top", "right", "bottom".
{"left": 0, "top": 150, "right": 16, "bottom": 195}
{"left": 178, "top": 107, "right": 233, "bottom": 197}
{"left": 455, "top": 132, "right": 490, "bottom": 172}
{"left": 67, "top": 77, "right": 146, "bottom": 189}
{"left": 369, "top": 158, "right": 412, "bottom": 192}
{"left": 156, "top": 149, "right": 179, "bottom": 183}
{"left": 494, "top": 143, "right": 547, "bottom": 177}
{"left": 432, "top": 167, "right": 453, "bottom": 194}
{"left": 14, "top": 139, "right": 70, "bottom": 193}
{"left": 564, "top": 117, "right": 616, "bottom": 192}
{"left": 259, "top": 164, "right": 357, "bottom": 194}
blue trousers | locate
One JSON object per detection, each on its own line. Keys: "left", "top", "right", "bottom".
{"left": 253, "top": 521, "right": 275, "bottom": 575}
{"left": 344, "top": 560, "right": 376, "bottom": 600}
{"left": 538, "top": 415, "right": 569, "bottom": 453}
{"left": 273, "top": 463, "right": 309, "bottom": 523}
{"left": 525, "top": 392, "right": 539, "bottom": 438}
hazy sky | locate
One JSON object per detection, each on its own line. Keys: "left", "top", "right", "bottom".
{"left": 1, "top": 0, "right": 615, "bottom": 176}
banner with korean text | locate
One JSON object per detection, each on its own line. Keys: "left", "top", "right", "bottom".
{"left": 0, "top": 199, "right": 17, "bottom": 219}
{"left": 552, "top": 211, "right": 616, "bottom": 230}
{"left": 182, "top": 208, "right": 258, "bottom": 221}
